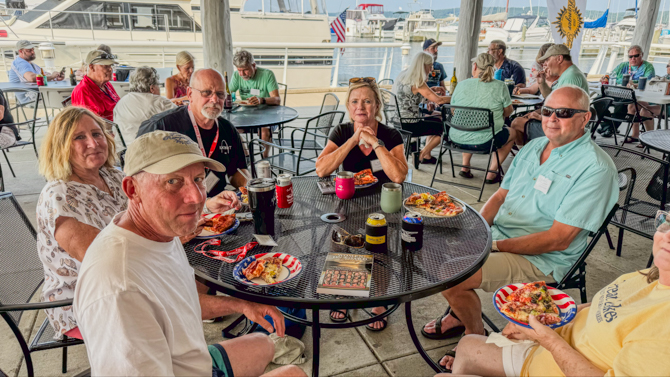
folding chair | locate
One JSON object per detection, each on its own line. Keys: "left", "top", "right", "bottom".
{"left": 589, "top": 97, "right": 614, "bottom": 141}
{"left": 253, "top": 111, "right": 345, "bottom": 176}
{"left": 378, "top": 78, "right": 394, "bottom": 86}
{"left": 0, "top": 90, "right": 41, "bottom": 192}
{"left": 598, "top": 144, "right": 668, "bottom": 266}
{"left": 283, "top": 93, "right": 340, "bottom": 153}
{"left": 0, "top": 192, "right": 85, "bottom": 377}
{"left": 380, "top": 88, "right": 424, "bottom": 160}
{"left": 431, "top": 105, "right": 502, "bottom": 202}
{"left": 601, "top": 85, "right": 654, "bottom": 145}
{"left": 483, "top": 203, "right": 620, "bottom": 332}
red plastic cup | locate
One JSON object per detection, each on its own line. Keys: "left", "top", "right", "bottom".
{"left": 335, "top": 171, "right": 355, "bottom": 200}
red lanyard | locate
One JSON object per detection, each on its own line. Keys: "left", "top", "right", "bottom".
{"left": 194, "top": 240, "right": 258, "bottom": 263}
{"left": 188, "top": 106, "right": 219, "bottom": 158}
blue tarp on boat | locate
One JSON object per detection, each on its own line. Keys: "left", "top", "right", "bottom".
{"left": 585, "top": 9, "right": 609, "bottom": 28}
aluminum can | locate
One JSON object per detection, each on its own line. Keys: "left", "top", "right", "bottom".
{"left": 256, "top": 160, "right": 272, "bottom": 178}
{"left": 365, "top": 213, "right": 387, "bottom": 252}
{"left": 276, "top": 173, "right": 293, "bottom": 208}
{"left": 112, "top": 72, "right": 117, "bottom": 81}
{"left": 401, "top": 211, "right": 424, "bottom": 252}
{"left": 248, "top": 178, "right": 276, "bottom": 235}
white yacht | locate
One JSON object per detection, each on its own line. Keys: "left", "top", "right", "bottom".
{"left": 403, "top": 10, "right": 435, "bottom": 42}
{"left": 0, "top": 0, "right": 333, "bottom": 88}
{"left": 345, "top": 3, "right": 396, "bottom": 38}
{"left": 482, "top": 14, "right": 551, "bottom": 43}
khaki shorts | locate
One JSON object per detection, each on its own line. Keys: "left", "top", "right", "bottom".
{"left": 479, "top": 252, "right": 555, "bottom": 292}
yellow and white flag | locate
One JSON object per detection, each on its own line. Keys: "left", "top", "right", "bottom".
{"left": 548, "top": 0, "right": 587, "bottom": 65}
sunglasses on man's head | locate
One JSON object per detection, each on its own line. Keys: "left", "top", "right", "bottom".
{"left": 349, "top": 77, "right": 377, "bottom": 85}
{"left": 629, "top": 54, "right": 641, "bottom": 59}
{"left": 540, "top": 106, "right": 589, "bottom": 119}
{"left": 655, "top": 210, "right": 670, "bottom": 233}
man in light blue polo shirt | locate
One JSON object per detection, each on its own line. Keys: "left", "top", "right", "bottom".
{"left": 9, "top": 40, "right": 63, "bottom": 84}
{"left": 421, "top": 86, "right": 618, "bottom": 365}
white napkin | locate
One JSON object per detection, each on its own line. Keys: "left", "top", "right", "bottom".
{"left": 485, "top": 332, "right": 536, "bottom": 347}
{"left": 359, "top": 139, "right": 370, "bottom": 149}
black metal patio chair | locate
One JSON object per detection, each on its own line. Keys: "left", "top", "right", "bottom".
{"left": 601, "top": 85, "right": 654, "bottom": 146}
{"left": 431, "top": 105, "right": 502, "bottom": 202}
{"left": 0, "top": 192, "right": 84, "bottom": 377}
{"left": 598, "top": 144, "right": 668, "bottom": 266}
{"left": 482, "top": 203, "right": 620, "bottom": 333}
{"left": 378, "top": 78, "right": 394, "bottom": 86}
{"left": 253, "top": 111, "right": 345, "bottom": 176}
{"left": 380, "top": 88, "right": 425, "bottom": 161}
{"left": 589, "top": 97, "right": 614, "bottom": 140}
{"left": 280, "top": 93, "right": 341, "bottom": 155}
{"left": 0, "top": 90, "right": 41, "bottom": 192}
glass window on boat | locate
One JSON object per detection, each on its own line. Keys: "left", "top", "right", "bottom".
{"left": 245, "top": 0, "right": 326, "bottom": 14}
{"left": 37, "top": 1, "right": 201, "bottom": 32}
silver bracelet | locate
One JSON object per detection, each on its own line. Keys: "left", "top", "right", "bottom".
{"left": 202, "top": 201, "right": 212, "bottom": 215}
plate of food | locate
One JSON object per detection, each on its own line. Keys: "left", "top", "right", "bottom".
{"left": 233, "top": 253, "right": 303, "bottom": 286}
{"left": 196, "top": 213, "right": 240, "bottom": 239}
{"left": 403, "top": 191, "right": 466, "bottom": 218}
{"left": 493, "top": 281, "right": 577, "bottom": 329}
{"left": 237, "top": 187, "right": 249, "bottom": 205}
{"left": 237, "top": 100, "right": 257, "bottom": 107}
{"left": 354, "top": 169, "right": 379, "bottom": 189}
{"left": 512, "top": 94, "right": 541, "bottom": 99}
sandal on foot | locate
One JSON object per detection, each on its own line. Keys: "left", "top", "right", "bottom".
{"left": 485, "top": 174, "right": 502, "bottom": 184}
{"left": 422, "top": 156, "right": 438, "bottom": 165}
{"left": 624, "top": 136, "right": 639, "bottom": 144}
{"left": 364, "top": 306, "right": 389, "bottom": 332}
{"left": 440, "top": 349, "right": 457, "bottom": 373}
{"left": 329, "top": 309, "right": 349, "bottom": 323}
{"left": 420, "top": 307, "right": 466, "bottom": 340}
{"left": 459, "top": 170, "right": 474, "bottom": 179}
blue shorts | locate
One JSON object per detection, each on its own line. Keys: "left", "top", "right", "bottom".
{"left": 209, "top": 344, "right": 234, "bottom": 377}
{"left": 453, "top": 127, "right": 510, "bottom": 152}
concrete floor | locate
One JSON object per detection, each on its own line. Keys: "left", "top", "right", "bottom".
{"left": 0, "top": 101, "right": 655, "bottom": 377}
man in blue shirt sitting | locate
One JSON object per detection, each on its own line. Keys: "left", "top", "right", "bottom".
{"left": 423, "top": 38, "right": 447, "bottom": 95}
{"left": 488, "top": 40, "right": 526, "bottom": 87}
{"left": 420, "top": 86, "right": 618, "bottom": 369}
{"left": 8, "top": 40, "right": 64, "bottom": 84}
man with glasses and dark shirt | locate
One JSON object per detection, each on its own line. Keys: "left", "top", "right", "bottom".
{"left": 421, "top": 86, "right": 617, "bottom": 372}
{"left": 137, "top": 68, "right": 249, "bottom": 196}
{"left": 488, "top": 40, "right": 526, "bottom": 87}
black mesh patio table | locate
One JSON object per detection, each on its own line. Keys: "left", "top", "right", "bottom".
{"left": 185, "top": 176, "right": 491, "bottom": 376}
{"left": 640, "top": 129, "right": 670, "bottom": 156}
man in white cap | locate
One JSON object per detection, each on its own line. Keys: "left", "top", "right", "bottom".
{"left": 74, "top": 131, "right": 305, "bottom": 377}
{"left": 9, "top": 40, "right": 64, "bottom": 83}
{"left": 71, "top": 49, "right": 120, "bottom": 121}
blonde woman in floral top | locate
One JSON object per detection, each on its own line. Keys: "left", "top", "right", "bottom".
{"left": 36, "top": 107, "right": 126, "bottom": 339}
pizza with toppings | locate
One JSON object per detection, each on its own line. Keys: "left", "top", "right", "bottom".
{"left": 203, "top": 214, "right": 236, "bottom": 234}
{"left": 354, "top": 169, "right": 377, "bottom": 185}
{"left": 243, "top": 257, "right": 284, "bottom": 284}
{"left": 500, "top": 281, "right": 561, "bottom": 325}
{"left": 405, "top": 191, "right": 464, "bottom": 217}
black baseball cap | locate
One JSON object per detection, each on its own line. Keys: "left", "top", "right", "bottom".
{"left": 422, "top": 39, "right": 442, "bottom": 50}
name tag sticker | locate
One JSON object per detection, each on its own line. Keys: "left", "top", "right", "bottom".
{"left": 370, "top": 159, "right": 383, "bottom": 172}
{"left": 250, "top": 89, "right": 261, "bottom": 96}
{"left": 534, "top": 175, "right": 552, "bottom": 195}
{"left": 205, "top": 172, "right": 220, "bottom": 194}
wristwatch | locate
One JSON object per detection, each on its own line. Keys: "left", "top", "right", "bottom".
{"left": 491, "top": 240, "right": 499, "bottom": 252}
{"left": 373, "top": 139, "right": 385, "bottom": 150}
{"left": 203, "top": 201, "right": 212, "bottom": 215}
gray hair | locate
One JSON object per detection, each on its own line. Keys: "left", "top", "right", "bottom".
{"left": 546, "top": 85, "right": 590, "bottom": 111}
{"left": 233, "top": 50, "right": 255, "bottom": 68}
{"left": 490, "top": 39, "right": 507, "bottom": 54}
{"left": 129, "top": 66, "right": 159, "bottom": 93}
{"left": 628, "top": 45, "right": 643, "bottom": 55}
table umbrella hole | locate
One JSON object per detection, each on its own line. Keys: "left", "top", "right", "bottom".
{"left": 321, "top": 213, "right": 346, "bottom": 223}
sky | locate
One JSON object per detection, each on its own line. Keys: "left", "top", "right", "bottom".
{"left": 326, "top": 0, "right": 636, "bottom": 13}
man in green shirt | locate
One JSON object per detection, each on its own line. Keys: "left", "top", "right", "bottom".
{"left": 228, "top": 50, "right": 281, "bottom": 157}
{"left": 421, "top": 86, "right": 618, "bottom": 369}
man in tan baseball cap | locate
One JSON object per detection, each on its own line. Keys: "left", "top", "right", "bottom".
{"left": 74, "top": 131, "right": 305, "bottom": 376}
{"left": 535, "top": 43, "right": 589, "bottom": 98}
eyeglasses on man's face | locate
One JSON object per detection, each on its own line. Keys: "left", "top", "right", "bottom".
{"left": 540, "top": 106, "right": 589, "bottom": 119}
{"left": 191, "top": 87, "right": 226, "bottom": 100}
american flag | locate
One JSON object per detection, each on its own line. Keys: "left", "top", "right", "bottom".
{"left": 331, "top": 9, "right": 346, "bottom": 51}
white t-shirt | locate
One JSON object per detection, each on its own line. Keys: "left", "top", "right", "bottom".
{"left": 113, "top": 92, "right": 176, "bottom": 145}
{"left": 73, "top": 213, "right": 211, "bottom": 376}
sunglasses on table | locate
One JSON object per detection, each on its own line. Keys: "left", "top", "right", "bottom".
{"left": 191, "top": 87, "right": 226, "bottom": 99}
{"left": 628, "top": 54, "right": 641, "bottom": 59}
{"left": 655, "top": 211, "right": 670, "bottom": 233}
{"left": 349, "top": 77, "right": 377, "bottom": 85}
{"left": 540, "top": 106, "right": 589, "bottom": 118}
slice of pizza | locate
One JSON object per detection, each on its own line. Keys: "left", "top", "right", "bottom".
{"left": 203, "top": 214, "right": 236, "bottom": 233}
{"left": 243, "top": 260, "right": 265, "bottom": 280}
{"left": 406, "top": 193, "right": 424, "bottom": 206}
{"left": 432, "top": 191, "right": 454, "bottom": 206}
{"left": 259, "top": 257, "right": 284, "bottom": 284}
{"left": 502, "top": 281, "right": 561, "bottom": 325}
{"left": 354, "top": 169, "right": 376, "bottom": 185}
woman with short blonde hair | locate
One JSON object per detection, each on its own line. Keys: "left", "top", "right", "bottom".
{"left": 393, "top": 51, "right": 451, "bottom": 168}
{"left": 166, "top": 50, "right": 195, "bottom": 104}
{"left": 316, "top": 77, "right": 408, "bottom": 331}
{"left": 36, "top": 106, "right": 127, "bottom": 341}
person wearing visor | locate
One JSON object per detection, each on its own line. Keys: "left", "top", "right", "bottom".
{"left": 9, "top": 40, "right": 64, "bottom": 84}
{"left": 421, "top": 87, "right": 618, "bottom": 373}
{"left": 71, "top": 50, "right": 120, "bottom": 122}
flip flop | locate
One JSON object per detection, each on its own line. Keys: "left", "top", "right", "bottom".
{"left": 624, "top": 136, "right": 639, "bottom": 144}
{"left": 439, "top": 349, "right": 457, "bottom": 373}
{"left": 420, "top": 307, "right": 466, "bottom": 340}
{"left": 364, "top": 306, "right": 389, "bottom": 332}
{"left": 329, "top": 309, "right": 349, "bottom": 323}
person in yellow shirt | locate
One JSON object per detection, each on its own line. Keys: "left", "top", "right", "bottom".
{"left": 438, "top": 210, "right": 670, "bottom": 376}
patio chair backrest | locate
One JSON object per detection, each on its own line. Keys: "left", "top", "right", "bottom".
{"left": 379, "top": 88, "right": 401, "bottom": 128}
{"left": 378, "top": 78, "right": 394, "bottom": 86}
{"left": 442, "top": 105, "right": 495, "bottom": 135}
{"left": 589, "top": 97, "right": 614, "bottom": 139}
{"left": 2, "top": 88, "right": 42, "bottom": 129}
{"left": 0, "top": 193, "right": 44, "bottom": 325}
{"left": 277, "top": 83, "right": 288, "bottom": 106}
{"left": 601, "top": 85, "right": 637, "bottom": 103}
{"left": 319, "top": 93, "right": 340, "bottom": 114}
